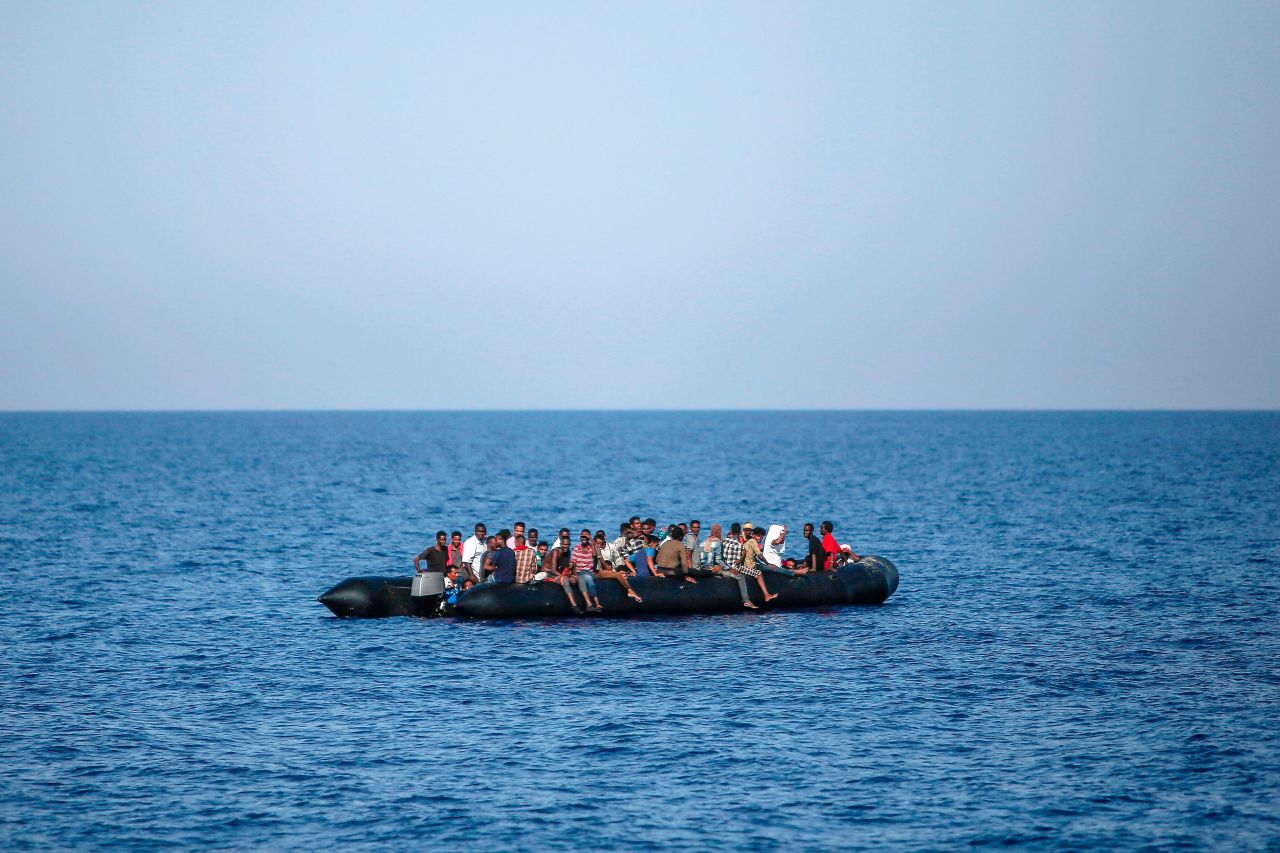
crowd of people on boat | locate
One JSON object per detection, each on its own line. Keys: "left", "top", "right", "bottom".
{"left": 413, "top": 516, "right": 862, "bottom": 612}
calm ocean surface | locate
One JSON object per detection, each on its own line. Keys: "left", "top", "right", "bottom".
{"left": 1, "top": 411, "right": 1277, "bottom": 850}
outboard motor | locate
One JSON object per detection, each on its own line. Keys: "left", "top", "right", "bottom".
{"left": 410, "top": 571, "right": 446, "bottom": 616}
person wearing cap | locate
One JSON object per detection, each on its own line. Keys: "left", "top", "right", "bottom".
{"left": 722, "top": 522, "right": 777, "bottom": 608}
{"left": 742, "top": 521, "right": 754, "bottom": 543}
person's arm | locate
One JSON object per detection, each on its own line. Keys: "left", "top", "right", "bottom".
{"left": 763, "top": 563, "right": 799, "bottom": 577}
{"left": 413, "top": 548, "right": 429, "bottom": 573}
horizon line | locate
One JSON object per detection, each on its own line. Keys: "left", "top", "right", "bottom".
{"left": 2, "top": 407, "right": 1277, "bottom": 415}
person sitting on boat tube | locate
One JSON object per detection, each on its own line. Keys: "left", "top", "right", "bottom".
{"left": 628, "top": 534, "right": 660, "bottom": 577}
{"left": 542, "top": 528, "right": 590, "bottom": 614}
{"left": 656, "top": 524, "right": 697, "bottom": 583}
{"left": 763, "top": 525, "right": 809, "bottom": 576}
{"left": 722, "top": 523, "right": 777, "bottom": 608}
{"left": 592, "top": 530, "right": 643, "bottom": 603}
{"left": 568, "top": 529, "right": 604, "bottom": 612}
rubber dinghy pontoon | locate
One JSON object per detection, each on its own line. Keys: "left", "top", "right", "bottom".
{"left": 318, "top": 555, "right": 899, "bottom": 619}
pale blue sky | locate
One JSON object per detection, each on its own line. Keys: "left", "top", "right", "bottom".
{"left": 2, "top": 1, "right": 1277, "bottom": 409}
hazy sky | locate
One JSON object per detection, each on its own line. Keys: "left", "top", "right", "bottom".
{"left": 2, "top": 1, "right": 1277, "bottom": 409}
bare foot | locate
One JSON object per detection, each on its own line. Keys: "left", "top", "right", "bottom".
{"left": 743, "top": 601, "right": 758, "bottom": 609}
{"left": 628, "top": 593, "right": 643, "bottom": 602}
{"left": 764, "top": 593, "right": 778, "bottom": 602}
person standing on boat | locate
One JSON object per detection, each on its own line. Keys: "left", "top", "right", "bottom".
{"left": 488, "top": 530, "right": 517, "bottom": 584}
{"left": 481, "top": 536, "right": 500, "bottom": 581}
{"left": 684, "top": 520, "right": 703, "bottom": 574}
{"left": 461, "top": 523, "right": 488, "bottom": 584}
{"left": 513, "top": 533, "right": 539, "bottom": 583}
{"left": 413, "top": 531, "right": 450, "bottom": 574}
{"left": 448, "top": 530, "right": 464, "bottom": 570}
{"left": 803, "top": 523, "right": 825, "bottom": 572}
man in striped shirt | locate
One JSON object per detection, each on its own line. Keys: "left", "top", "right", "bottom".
{"left": 568, "top": 529, "right": 602, "bottom": 612}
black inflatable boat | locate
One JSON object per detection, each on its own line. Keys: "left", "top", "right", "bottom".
{"left": 318, "top": 555, "right": 898, "bottom": 619}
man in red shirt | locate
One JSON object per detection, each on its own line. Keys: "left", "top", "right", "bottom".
{"left": 819, "top": 521, "right": 862, "bottom": 569}
{"left": 820, "top": 520, "right": 846, "bottom": 569}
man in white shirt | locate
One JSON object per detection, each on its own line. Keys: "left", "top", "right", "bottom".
{"left": 460, "top": 522, "right": 488, "bottom": 585}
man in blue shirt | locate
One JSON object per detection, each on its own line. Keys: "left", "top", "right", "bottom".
{"left": 489, "top": 530, "right": 517, "bottom": 584}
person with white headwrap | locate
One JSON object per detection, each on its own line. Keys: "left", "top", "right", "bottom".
{"left": 763, "top": 524, "right": 787, "bottom": 567}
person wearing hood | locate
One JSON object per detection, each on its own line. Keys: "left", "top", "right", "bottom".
{"left": 762, "top": 525, "right": 787, "bottom": 568}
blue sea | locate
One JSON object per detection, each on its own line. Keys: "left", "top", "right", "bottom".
{"left": 1, "top": 411, "right": 1277, "bottom": 850}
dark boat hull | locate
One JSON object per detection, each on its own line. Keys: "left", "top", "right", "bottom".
{"left": 318, "top": 556, "right": 899, "bottom": 619}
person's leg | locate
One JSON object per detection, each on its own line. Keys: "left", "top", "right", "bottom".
{"left": 724, "top": 570, "right": 753, "bottom": 607}
{"left": 598, "top": 569, "right": 642, "bottom": 601}
{"left": 580, "top": 573, "right": 601, "bottom": 610}
{"left": 755, "top": 574, "right": 777, "bottom": 601}
{"left": 668, "top": 563, "right": 697, "bottom": 584}
{"left": 559, "top": 576, "right": 583, "bottom": 612}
